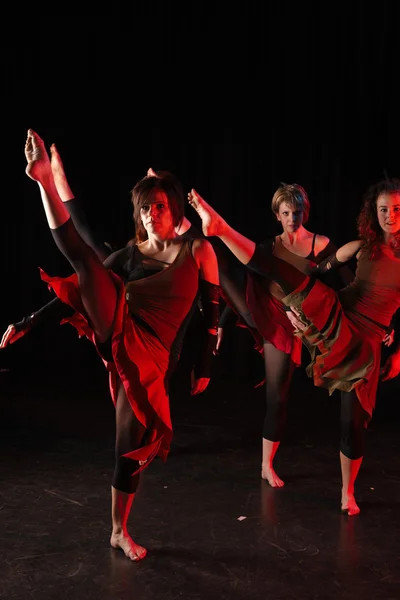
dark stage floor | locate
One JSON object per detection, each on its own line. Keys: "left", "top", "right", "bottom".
{"left": 1, "top": 337, "right": 400, "bottom": 600}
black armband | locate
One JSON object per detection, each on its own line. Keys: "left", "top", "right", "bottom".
{"left": 194, "top": 280, "right": 220, "bottom": 378}
{"left": 198, "top": 280, "right": 220, "bottom": 331}
{"left": 194, "top": 330, "right": 218, "bottom": 378}
{"left": 13, "top": 313, "right": 37, "bottom": 333}
{"left": 218, "top": 305, "right": 234, "bottom": 328}
{"left": 13, "top": 298, "right": 74, "bottom": 333}
{"left": 307, "top": 253, "right": 343, "bottom": 276}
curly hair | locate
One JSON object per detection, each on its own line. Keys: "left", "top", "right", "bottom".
{"left": 130, "top": 172, "right": 184, "bottom": 243}
{"left": 357, "top": 178, "right": 400, "bottom": 257}
{"left": 271, "top": 183, "right": 310, "bottom": 224}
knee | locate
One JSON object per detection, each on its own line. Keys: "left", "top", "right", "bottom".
{"left": 340, "top": 423, "right": 366, "bottom": 459}
{"left": 113, "top": 456, "right": 141, "bottom": 494}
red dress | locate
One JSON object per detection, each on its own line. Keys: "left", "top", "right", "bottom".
{"left": 246, "top": 236, "right": 325, "bottom": 365}
{"left": 283, "top": 246, "right": 400, "bottom": 417}
{"left": 40, "top": 240, "right": 200, "bottom": 469}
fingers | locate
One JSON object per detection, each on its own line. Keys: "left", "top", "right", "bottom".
{"left": 190, "top": 377, "right": 210, "bottom": 395}
{"left": 0, "top": 325, "right": 15, "bottom": 349}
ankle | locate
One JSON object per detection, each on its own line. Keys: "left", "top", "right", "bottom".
{"left": 112, "top": 525, "right": 125, "bottom": 536}
{"left": 262, "top": 461, "right": 273, "bottom": 470}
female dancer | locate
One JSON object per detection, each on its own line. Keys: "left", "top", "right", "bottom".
{"left": 1, "top": 167, "right": 250, "bottom": 393}
{"left": 22, "top": 130, "right": 219, "bottom": 560}
{"left": 218, "top": 184, "right": 356, "bottom": 487}
{"left": 188, "top": 180, "right": 400, "bottom": 515}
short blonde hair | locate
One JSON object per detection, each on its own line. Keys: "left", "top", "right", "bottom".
{"left": 271, "top": 183, "right": 310, "bottom": 224}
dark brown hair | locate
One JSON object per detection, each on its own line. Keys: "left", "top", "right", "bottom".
{"left": 130, "top": 171, "right": 184, "bottom": 243}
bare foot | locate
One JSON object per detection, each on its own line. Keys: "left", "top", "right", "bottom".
{"left": 50, "top": 144, "right": 74, "bottom": 202}
{"left": 187, "top": 189, "right": 227, "bottom": 237}
{"left": 341, "top": 493, "right": 360, "bottom": 516}
{"left": 25, "top": 129, "right": 51, "bottom": 182}
{"left": 110, "top": 531, "right": 147, "bottom": 562}
{"left": 261, "top": 465, "right": 285, "bottom": 487}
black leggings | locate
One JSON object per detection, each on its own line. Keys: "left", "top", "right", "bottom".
{"left": 249, "top": 247, "right": 368, "bottom": 458}
{"left": 248, "top": 246, "right": 307, "bottom": 296}
{"left": 340, "top": 390, "right": 368, "bottom": 459}
{"left": 64, "top": 198, "right": 112, "bottom": 262}
{"left": 113, "top": 382, "right": 148, "bottom": 493}
{"left": 51, "top": 219, "right": 146, "bottom": 493}
{"left": 263, "top": 342, "right": 295, "bottom": 441}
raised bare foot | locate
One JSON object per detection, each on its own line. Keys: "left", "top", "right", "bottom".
{"left": 187, "top": 189, "right": 227, "bottom": 237}
{"left": 261, "top": 465, "right": 285, "bottom": 487}
{"left": 25, "top": 129, "right": 51, "bottom": 182}
{"left": 341, "top": 493, "right": 360, "bottom": 516}
{"left": 110, "top": 531, "right": 147, "bottom": 562}
{"left": 50, "top": 144, "right": 74, "bottom": 202}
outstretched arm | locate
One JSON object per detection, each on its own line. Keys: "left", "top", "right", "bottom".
{"left": 0, "top": 297, "right": 74, "bottom": 349}
{"left": 312, "top": 240, "right": 362, "bottom": 275}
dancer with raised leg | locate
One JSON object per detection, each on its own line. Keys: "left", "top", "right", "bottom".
{"left": 188, "top": 183, "right": 400, "bottom": 515}
{"left": 22, "top": 130, "right": 219, "bottom": 560}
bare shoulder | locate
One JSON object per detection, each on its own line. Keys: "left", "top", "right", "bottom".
{"left": 191, "top": 238, "right": 218, "bottom": 283}
{"left": 314, "top": 234, "right": 331, "bottom": 253}
{"left": 191, "top": 237, "right": 215, "bottom": 260}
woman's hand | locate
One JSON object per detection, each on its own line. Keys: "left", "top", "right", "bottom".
{"left": 380, "top": 352, "right": 400, "bottom": 381}
{"left": 214, "top": 327, "right": 224, "bottom": 355}
{"left": 286, "top": 307, "right": 307, "bottom": 332}
{"left": 190, "top": 370, "right": 211, "bottom": 395}
{"left": 0, "top": 324, "right": 27, "bottom": 349}
{"left": 383, "top": 329, "right": 395, "bottom": 347}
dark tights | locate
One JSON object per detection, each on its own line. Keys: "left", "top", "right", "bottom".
{"left": 51, "top": 219, "right": 145, "bottom": 493}
{"left": 263, "top": 342, "right": 295, "bottom": 441}
{"left": 113, "top": 383, "right": 148, "bottom": 493}
{"left": 249, "top": 247, "right": 368, "bottom": 458}
{"left": 248, "top": 248, "right": 307, "bottom": 296}
{"left": 340, "top": 390, "right": 368, "bottom": 459}
{"left": 51, "top": 218, "right": 117, "bottom": 342}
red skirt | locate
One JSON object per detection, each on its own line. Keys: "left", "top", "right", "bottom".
{"left": 246, "top": 273, "right": 302, "bottom": 365}
{"left": 40, "top": 269, "right": 173, "bottom": 472}
{"left": 282, "top": 278, "right": 384, "bottom": 417}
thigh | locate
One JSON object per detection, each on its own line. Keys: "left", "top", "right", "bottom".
{"left": 77, "top": 252, "right": 118, "bottom": 342}
{"left": 263, "top": 342, "right": 294, "bottom": 388}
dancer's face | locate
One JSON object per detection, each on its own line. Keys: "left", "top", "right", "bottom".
{"left": 276, "top": 201, "right": 303, "bottom": 233}
{"left": 377, "top": 192, "right": 400, "bottom": 237}
{"left": 140, "top": 191, "right": 175, "bottom": 238}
